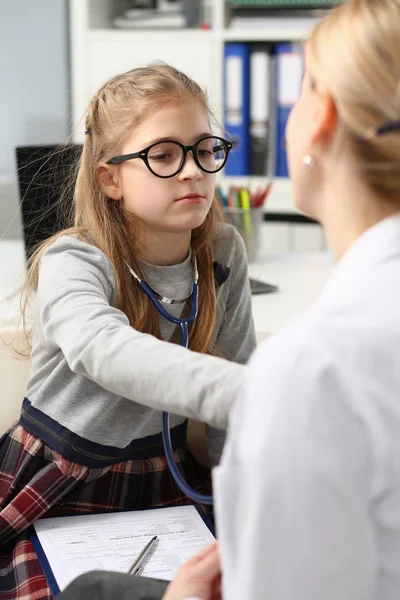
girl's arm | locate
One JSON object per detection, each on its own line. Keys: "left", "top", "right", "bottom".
{"left": 215, "top": 227, "right": 257, "bottom": 365}
{"left": 206, "top": 227, "right": 258, "bottom": 465}
{"left": 36, "top": 237, "right": 244, "bottom": 430}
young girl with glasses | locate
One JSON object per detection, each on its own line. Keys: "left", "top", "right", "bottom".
{"left": 0, "top": 64, "right": 256, "bottom": 599}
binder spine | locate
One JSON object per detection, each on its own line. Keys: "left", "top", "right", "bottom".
{"left": 224, "top": 42, "right": 251, "bottom": 176}
{"left": 274, "top": 42, "right": 303, "bottom": 178}
{"left": 250, "top": 43, "right": 271, "bottom": 176}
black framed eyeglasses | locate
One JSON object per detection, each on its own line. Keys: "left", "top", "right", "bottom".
{"left": 107, "top": 135, "right": 233, "bottom": 178}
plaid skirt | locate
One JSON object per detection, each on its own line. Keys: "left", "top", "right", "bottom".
{"left": 0, "top": 423, "right": 211, "bottom": 600}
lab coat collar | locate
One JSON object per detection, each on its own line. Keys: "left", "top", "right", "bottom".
{"left": 316, "top": 211, "right": 400, "bottom": 307}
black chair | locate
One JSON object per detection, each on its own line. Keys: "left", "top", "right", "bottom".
{"left": 15, "top": 144, "right": 82, "bottom": 259}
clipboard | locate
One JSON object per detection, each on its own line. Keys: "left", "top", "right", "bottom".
{"left": 31, "top": 530, "right": 60, "bottom": 596}
{"left": 31, "top": 504, "right": 215, "bottom": 597}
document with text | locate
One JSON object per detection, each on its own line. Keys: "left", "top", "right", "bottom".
{"left": 33, "top": 505, "right": 215, "bottom": 593}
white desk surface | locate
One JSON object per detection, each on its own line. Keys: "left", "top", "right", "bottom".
{"left": 249, "top": 251, "right": 333, "bottom": 334}
{"left": 0, "top": 239, "right": 334, "bottom": 335}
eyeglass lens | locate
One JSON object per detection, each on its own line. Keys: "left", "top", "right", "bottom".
{"left": 147, "top": 137, "right": 227, "bottom": 177}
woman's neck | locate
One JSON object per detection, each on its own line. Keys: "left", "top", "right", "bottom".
{"left": 319, "top": 172, "right": 400, "bottom": 261}
{"left": 136, "top": 229, "right": 192, "bottom": 266}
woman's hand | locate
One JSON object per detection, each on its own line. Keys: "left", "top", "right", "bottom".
{"left": 162, "top": 541, "right": 222, "bottom": 600}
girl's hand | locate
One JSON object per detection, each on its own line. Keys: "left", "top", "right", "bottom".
{"left": 162, "top": 541, "right": 222, "bottom": 600}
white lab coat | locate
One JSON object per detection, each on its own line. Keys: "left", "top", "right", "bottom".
{"left": 214, "top": 213, "right": 400, "bottom": 600}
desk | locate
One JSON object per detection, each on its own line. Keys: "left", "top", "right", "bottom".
{"left": 0, "top": 239, "right": 333, "bottom": 334}
{"left": 249, "top": 251, "right": 333, "bottom": 335}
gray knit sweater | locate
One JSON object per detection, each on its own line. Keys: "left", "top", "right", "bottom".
{"left": 22, "top": 223, "right": 256, "bottom": 467}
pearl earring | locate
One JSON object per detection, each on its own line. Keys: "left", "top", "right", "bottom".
{"left": 303, "top": 155, "right": 315, "bottom": 167}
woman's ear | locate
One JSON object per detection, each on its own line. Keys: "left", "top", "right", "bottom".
{"left": 97, "top": 164, "right": 122, "bottom": 200}
{"left": 310, "top": 86, "right": 338, "bottom": 146}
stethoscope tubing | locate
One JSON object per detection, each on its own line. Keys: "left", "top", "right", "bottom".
{"left": 138, "top": 278, "right": 213, "bottom": 505}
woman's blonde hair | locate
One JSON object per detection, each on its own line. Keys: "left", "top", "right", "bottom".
{"left": 21, "top": 63, "right": 223, "bottom": 354}
{"left": 307, "top": 0, "right": 400, "bottom": 198}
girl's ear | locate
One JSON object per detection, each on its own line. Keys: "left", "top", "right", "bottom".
{"left": 97, "top": 164, "right": 122, "bottom": 200}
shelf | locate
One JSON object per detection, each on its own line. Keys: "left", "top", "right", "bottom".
{"left": 222, "top": 27, "right": 307, "bottom": 41}
{"left": 88, "top": 29, "right": 215, "bottom": 42}
{"left": 222, "top": 16, "right": 319, "bottom": 41}
{"left": 87, "top": 15, "right": 318, "bottom": 44}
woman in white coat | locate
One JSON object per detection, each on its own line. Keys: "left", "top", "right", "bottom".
{"left": 212, "top": 0, "right": 400, "bottom": 598}
{"left": 60, "top": 0, "right": 400, "bottom": 598}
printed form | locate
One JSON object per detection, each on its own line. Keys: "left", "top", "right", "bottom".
{"left": 33, "top": 505, "right": 215, "bottom": 591}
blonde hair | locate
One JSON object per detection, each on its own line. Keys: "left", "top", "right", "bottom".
{"left": 307, "top": 0, "right": 400, "bottom": 199}
{"left": 21, "top": 64, "right": 223, "bottom": 354}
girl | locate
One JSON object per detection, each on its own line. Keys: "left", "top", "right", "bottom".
{"left": 0, "top": 64, "right": 256, "bottom": 599}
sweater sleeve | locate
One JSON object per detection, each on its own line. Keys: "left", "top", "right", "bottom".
{"left": 36, "top": 237, "right": 245, "bottom": 431}
{"left": 206, "top": 227, "right": 258, "bottom": 465}
{"left": 215, "top": 226, "right": 257, "bottom": 364}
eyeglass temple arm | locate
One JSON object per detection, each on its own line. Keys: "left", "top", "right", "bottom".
{"left": 107, "top": 150, "right": 143, "bottom": 165}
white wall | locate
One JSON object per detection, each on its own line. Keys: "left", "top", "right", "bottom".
{"left": 0, "top": 0, "right": 69, "bottom": 238}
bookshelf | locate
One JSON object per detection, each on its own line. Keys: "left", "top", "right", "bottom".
{"left": 69, "top": 0, "right": 323, "bottom": 236}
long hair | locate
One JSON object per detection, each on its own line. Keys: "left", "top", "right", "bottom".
{"left": 306, "top": 0, "right": 400, "bottom": 200}
{"left": 21, "top": 64, "right": 223, "bottom": 354}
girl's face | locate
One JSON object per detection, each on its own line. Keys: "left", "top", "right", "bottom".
{"left": 111, "top": 99, "right": 216, "bottom": 236}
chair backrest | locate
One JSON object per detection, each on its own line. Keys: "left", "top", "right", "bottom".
{"left": 15, "top": 144, "right": 82, "bottom": 259}
{"left": 0, "top": 326, "right": 32, "bottom": 434}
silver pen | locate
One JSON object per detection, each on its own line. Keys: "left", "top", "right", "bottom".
{"left": 128, "top": 535, "right": 158, "bottom": 575}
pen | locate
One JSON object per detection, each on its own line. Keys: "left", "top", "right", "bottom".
{"left": 128, "top": 535, "right": 158, "bottom": 575}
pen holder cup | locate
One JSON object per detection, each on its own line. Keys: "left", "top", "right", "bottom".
{"left": 222, "top": 206, "right": 263, "bottom": 262}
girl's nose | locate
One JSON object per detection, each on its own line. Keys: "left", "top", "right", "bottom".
{"left": 177, "top": 151, "right": 203, "bottom": 181}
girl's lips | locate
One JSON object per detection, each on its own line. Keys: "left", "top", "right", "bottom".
{"left": 175, "top": 194, "right": 205, "bottom": 204}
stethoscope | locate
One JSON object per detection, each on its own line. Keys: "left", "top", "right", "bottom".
{"left": 126, "top": 254, "right": 214, "bottom": 505}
